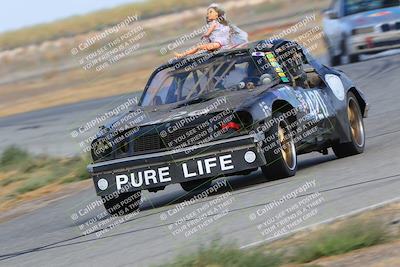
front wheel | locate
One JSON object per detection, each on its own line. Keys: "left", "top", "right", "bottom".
{"left": 326, "top": 38, "right": 341, "bottom": 66}
{"left": 332, "top": 92, "right": 365, "bottom": 158}
{"left": 261, "top": 112, "right": 297, "bottom": 180}
{"left": 349, "top": 54, "right": 360, "bottom": 63}
{"left": 101, "top": 191, "right": 141, "bottom": 216}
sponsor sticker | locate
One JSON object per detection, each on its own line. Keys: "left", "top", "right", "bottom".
{"left": 252, "top": 51, "right": 265, "bottom": 57}
{"left": 271, "top": 62, "right": 280, "bottom": 67}
{"left": 266, "top": 52, "right": 275, "bottom": 59}
{"left": 264, "top": 52, "right": 290, "bottom": 83}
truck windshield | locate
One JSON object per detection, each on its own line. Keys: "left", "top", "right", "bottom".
{"left": 344, "top": 0, "right": 399, "bottom": 16}
{"left": 140, "top": 55, "right": 266, "bottom": 106}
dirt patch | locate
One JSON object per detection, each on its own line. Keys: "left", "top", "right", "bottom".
{"left": 0, "top": 179, "right": 92, "bottom": 223}
{"left": 0, "top": 68, "right": 151, "bottom": 117}
{"left": 0, "top": 147, "right": 92, "bottom": 222}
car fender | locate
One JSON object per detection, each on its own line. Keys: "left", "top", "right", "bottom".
{"left": 321, "top": 69, "right": 368, "bottom": 144}
{"left": 237, "top": 86, "right": 303, "bottom": 135}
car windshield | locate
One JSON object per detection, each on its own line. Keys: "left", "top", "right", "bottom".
{"left": 140, "top": 55, "right": 268, "bottom": 106}
{"left": 344, "top": 0, "right": 399, "bottom": 16}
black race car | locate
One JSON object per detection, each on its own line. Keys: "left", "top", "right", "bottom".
{"left": 87, "top": 39, "right": 369, "bottom": 216}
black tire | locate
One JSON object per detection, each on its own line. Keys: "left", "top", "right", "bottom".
{"left": 101, "top": 191, "right": 141, "bottom": 216}
{"left": 325, "top": 38, "right": 341, "bottom": 66}
{"left": 329, "top": 54, "right": 341, "bottom": 66}
{"left": 333, "top": 92, "right": 365, "bottom": 158}
{"left": 181, "top": 179, "right": 212, "bottom": 192}
{"left": 261, "top": 112, "right": 297, "bottom": 180}
{"left": 349, "top": 54, "right": 360, "bottom": 63}
{"left": 341, "top": 36, "right": 360, "bottom": 64}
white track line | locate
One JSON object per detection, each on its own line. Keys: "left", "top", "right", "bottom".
{"left": 239, "top": 196, "right": 400, "bottom": 249}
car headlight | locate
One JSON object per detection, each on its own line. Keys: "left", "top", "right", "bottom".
{"left": 351, "top": 27, "right": 375, "bottom": 35}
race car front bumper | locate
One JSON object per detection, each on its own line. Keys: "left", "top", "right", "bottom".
{"left": 349, "top": 30, "right": 400, "bottom": 55}
{"left": 87, "top": 134, "right": 266, "bottom": 196}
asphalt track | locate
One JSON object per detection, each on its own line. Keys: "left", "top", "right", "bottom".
{"left": 1, "top": 52, "right": 400, "bottom": 266}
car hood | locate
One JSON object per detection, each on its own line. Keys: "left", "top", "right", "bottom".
{"left": 102, "top": 88, "right": 267, "bottom": 132}
{"left": 342, "top": 6, "right": 400, "bottom": 28}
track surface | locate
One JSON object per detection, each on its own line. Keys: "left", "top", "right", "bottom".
{"left": 0, "top": 92, "right": 139, "bottom": 156}
{"left": 1, "top": 52, "right": 400, "bottom": 266}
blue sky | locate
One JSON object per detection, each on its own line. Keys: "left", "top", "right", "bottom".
{"left": 0, "top": 0, "right": 143, "bottom": 33}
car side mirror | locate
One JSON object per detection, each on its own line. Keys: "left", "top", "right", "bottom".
{"left": 325, "top": 10, "right": 339, "bottom": 20}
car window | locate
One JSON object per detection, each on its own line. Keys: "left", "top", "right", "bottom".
{"left": 222, "top": 62, "right": 248, "bottom": 88}
{"left": 329, "top": 0, "right": 340, "bottom": 12}
{"left": 140, "top": 56, "right": 266, "bottom": 106}
{"left": 344, "top": 0, "right": 400, "bottom": 16}
{"left": 180, "top": 70, "right": 208, "bottom": 100}
{"left": 333, "top": 0, "right": 342, "bottom": 14}
{"left": 157, "top": 76, "right": 176, "bottom": 104}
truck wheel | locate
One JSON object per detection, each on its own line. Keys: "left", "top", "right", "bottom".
{"left": 261, "top": 112, "right": 297, "bottom": 180}
{"left": 181, "top": 179, "right": 212, "bottom": 192}
{"left": 333, "top": 92, "right": 365, "bottom": 158}
{"left": 101, "top": 191, "right": 141, "bottom": 216}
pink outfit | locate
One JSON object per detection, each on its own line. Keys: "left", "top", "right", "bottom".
{"left": 208, "top": 21, "right": 231, "bottom": 48}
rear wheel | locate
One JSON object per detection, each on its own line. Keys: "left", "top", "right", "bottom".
{"left": 333, "top": 92, "right": 365, "bottom": 158}
{"left": 261, "top": 112, "right": 297, "bottom": 180}
{"left": 101, "top": 191, "right": 141, "bottom": 216}
{"left": 181, "top": 179, "right": 212, "bottom": 192}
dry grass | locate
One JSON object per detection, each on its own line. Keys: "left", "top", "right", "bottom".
{"left": 290, "top": 220, "right": 388, "bottom": 263}
{"left": 0, "top": 67, "right": 151, "bottom": 117}
{"left": 159, "top": 241, "right": 283, "bottom": 267}
{"left": 0, "top": 146, "right": 91, "bottom": 212}
{"left": 161, "top": 205, "right": 399, "bottom": 267}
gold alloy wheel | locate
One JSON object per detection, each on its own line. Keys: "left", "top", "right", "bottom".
{"left": 278, "top": 120, "right": 296, "bottom": 170}
{"left": 347, "top": 98, "right": 365, "bottom": 147}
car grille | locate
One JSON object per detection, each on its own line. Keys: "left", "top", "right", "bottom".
{"left": 132, "top": 126, "right": 199, "bottom": 153}
{"left": 380, "top": 22, "right": 400, "bottom": 32}
{"left": 163, "top": 127, "right": 192, "bottom": 147}
{"left": 132, "top": 133, "right": 161, "bottom": 152}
